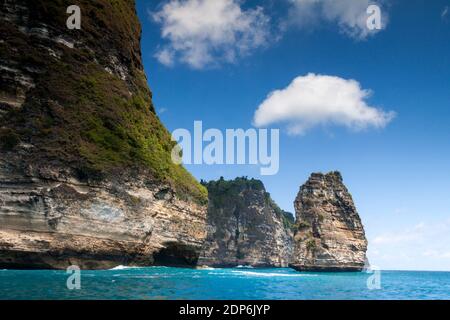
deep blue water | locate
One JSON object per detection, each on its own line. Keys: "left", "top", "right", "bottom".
{"left": 0, "top": 267, "right": 449, "bottom": 300}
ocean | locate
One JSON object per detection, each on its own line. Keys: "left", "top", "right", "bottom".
{"left": 0, "top": 267, "right": 449, "bottom": 300}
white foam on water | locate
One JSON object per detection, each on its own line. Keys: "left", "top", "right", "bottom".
{"left": 196, "top": 266, "right": 216, "bottom": 270}
{"left": 109, "top": 265, "right": 142, "bottom": 270}
{"left": 230, "top": 270, "right": 316, "bottom": 277}
{"left": 109, "top": 265, "right": 171, "bottom": 270}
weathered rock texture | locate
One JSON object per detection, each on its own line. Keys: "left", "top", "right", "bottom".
{"left": 291, "top": 172, "right": 367, "bottom": 272}
{"left": 199, "top": 178, "right": 294, "bottom": 267}
{"left": 0, "top": 0, "right": 207, "bottom": 269}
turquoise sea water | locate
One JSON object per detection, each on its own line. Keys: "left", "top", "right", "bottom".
{"left": 1, "top": 267, "right": 449, "bottom": 300}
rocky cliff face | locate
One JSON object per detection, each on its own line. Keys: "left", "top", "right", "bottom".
{"left": 290, "top": 172, "right": 368, "bottom": 271}
{"left": 0, "top": 0, "right": 370, "bottom": 272}
{"left": 0, "top": 0, "right": 207, "bottom": 269}
{"left": 199, "top": 178, "right": 294, "bottom": 267}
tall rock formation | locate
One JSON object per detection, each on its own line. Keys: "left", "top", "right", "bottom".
{"left": 291, "top": 172, "right": 367, "bottom": 271}
{"left": 0, "top": 0, "right": 207, "bottom": 269}
{"left": 199, "top": 178, "right": 294, "bottom": 267}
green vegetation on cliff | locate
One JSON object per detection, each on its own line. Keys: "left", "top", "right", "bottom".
{"left": 202, "top": 177, "right": 294, "bottom": 228}
{"left": 0, "top": 0, "right": 206, "bottom": 203}
{"left": 202, "top": 177, "right": 264, "bottom": 207}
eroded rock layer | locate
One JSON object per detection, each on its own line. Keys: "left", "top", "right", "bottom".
{"left": 0, "top": 0, "right": 207, "bottom": 269}
{"left": 291, "top": 172, "right": 368, "bottom": 272}
{"left": 199, "top": 178, "right": 294, "bottom": 267}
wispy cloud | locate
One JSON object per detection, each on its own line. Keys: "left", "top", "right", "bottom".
{"left": 373, "top": 223, "right": 425, "bottom": 245}
{"left": 286, "top": 0, "right": 389, "bottom": 40}
{"left": 253, "top": 73, "right": 395, "bottom": 135}
{"left": 154, "top": 49, "right": 175, "bottom": 67}
{"left": 442, "top": 6, "right": 449, "bottom": 20}
{"left": 151, "top": 0, "right": 390, "bottom": 69}
{"left": 151, "top": 0, "right": 271, "bottom": 69}
{"left": 158, "top": 107, "right": 168, "bottom": 114}
{"left": 369, "top": 219, "right": 450, "bottom": 270}
{"left": 423, "top": 250, "right": 450, "bottom": 259}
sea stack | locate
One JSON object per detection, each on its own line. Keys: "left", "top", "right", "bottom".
{"left": 0, "top": 0, "right": 207, "bottom": 269}
{"left": 290, "top": 172, "right": 368, "bottom": 272}
{"left": 199, "top": 178, "right": 294, "bottom": 267}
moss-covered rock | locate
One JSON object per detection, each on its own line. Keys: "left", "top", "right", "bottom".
{"left": 0, "top": 0, "right": 208, "bottom": 270}
{"left": 0, "top": 0, "right": 206, "bottom": 203}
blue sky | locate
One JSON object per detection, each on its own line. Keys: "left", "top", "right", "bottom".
{"left": 136, "top": 0, "right": 450, "bottom": 271}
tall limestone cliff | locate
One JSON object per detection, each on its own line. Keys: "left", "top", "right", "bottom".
{"left": 199, "top": 178, "right": 294, "bottom": 267}
{"left": 0, "top": 0, "right": 208, "bottom": 269}
{"left": 290, "top": 172, "right": 368, "bottom": 271}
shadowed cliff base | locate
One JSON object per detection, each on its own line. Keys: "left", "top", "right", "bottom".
{"left": 152, "top": 242, "right": 200, "bottom": 267}
{"left": 289, "top": 265, "right": 366, "bottom": 272}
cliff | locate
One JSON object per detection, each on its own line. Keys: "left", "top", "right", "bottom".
{"left": 0, "top": 0, "right": 370, "bottom": 272}
{"left": 199, "top": 178, "right": 294, "bottom": 267}
{"left": 0, "top": 0, "right": 207, "bottom": 269}
{"left": 290, "top": 172, "right": 368, "bottom": 271}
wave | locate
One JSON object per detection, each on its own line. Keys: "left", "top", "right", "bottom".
{"left": 196, "top": 266, "right": 216, "bottom": 270}
{"left": 112, "top": 275, "right": 163, "bottom": 279}
{"left": 109, "top": 265, "right": 143, "bottom": 270}
{"left": 109, "top": 265, "right": 173, "bottom": 270}
{"left": 230, "top": 270, "right": 316, "bottom": 277}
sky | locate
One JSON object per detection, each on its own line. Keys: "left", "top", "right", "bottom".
{"left": 136, "top": 0, "right": 450, "bottom": 271}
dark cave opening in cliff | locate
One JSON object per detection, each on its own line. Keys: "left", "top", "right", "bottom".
{"left": 152, "top": 242, "right": 200, "bottom": 267}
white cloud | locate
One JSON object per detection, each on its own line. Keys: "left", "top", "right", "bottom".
{"left": 287, "top": 0, "right": 388, "bottom": 40}
{"left": 154, "top": 48, "right": 175, "bottom": 67}
{"left": 253, "top": 73, "right": 395, "bottom": 135}
{"left": 152, "top": 0, "right": 270, "bottom": 69}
